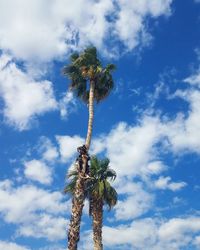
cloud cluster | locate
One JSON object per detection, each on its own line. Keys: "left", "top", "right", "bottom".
{"left": 80, "top": 217, "right": 200, "bottom": 250}
{"left": 0, "top": 180, "right": 69, "bottom": 241}
{"left": 154, "top": 176, "right": 187, "bottom": 191}
{"left": 24, "top": 160, "right": 53, "bottom": 185}
{"left": 38, "top": 136, "right": 59, "bottom": 162}
{"left": 102, "top": 217, "right": 200, "bottom": 250}
{"left": 0, "top": 0, "right": 173, "bottom": 62}
{"left": 114, "top": 182, "right": 154, "bottom": 220}
{"left": 0, "top": 241, "right": 29, "bottom": 250}
{"left": 163, "top": 71, "right": 200, "bottom": 154}
{"left": 0, "top": 55, "right": 57, "bottom": 130}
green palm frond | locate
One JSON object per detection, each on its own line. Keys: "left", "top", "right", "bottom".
{"left": 62, "top": 65, "right": 78, "bottom": 76}
{"left": 105, "top": 64, "right": 116, "bottom": 72}
{"left": 64, "top": 166, "right": 78, "bottom": 194}
{"left": 103, "top": 181, "right": 118, "bottom": 209}
{"left": 64, "top": 178, "right": 77, "bottom": 194}
{"left": 67, "top": 168, "right": 78, "bottom": 179}
{"left": 70, "top": 52, "right": 79, "bottom": 62}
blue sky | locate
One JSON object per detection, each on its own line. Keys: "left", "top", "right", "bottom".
{"left": 0, "top": 0, "right": 200, "bottom": 249}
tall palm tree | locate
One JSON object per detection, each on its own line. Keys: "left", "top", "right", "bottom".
{"left": 65, "top": 156, "right": 118, "bottom": 250}
{"left": 63, "top": 47, "right": 116, "bottom": 250}
{"left": 63, "top": 46, "right": 115, "bottom": 149}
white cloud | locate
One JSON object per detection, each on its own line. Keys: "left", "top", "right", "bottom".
{"left": 162, "top": 71, "right": 200, "bottom": 154}
{"left": 114, "top": 0, "right": 172, "bottom": 52}
{"left": 59, "top": 91, "right": 77, "bottom": 119}
{"left": 38, "top": 137, "right": 59, "bottom": 162}
{"left": 0, "top": 180, "right": 69, "bottom": 240}
{"left": 103, "top": 218, "right": 157, "bottom": 249}
{"left": 24, "top": 160, "right": 53, "bottom": 185}
{"left": 114, "top": 181, "right": 153, "bottom": 220}
{"left": 0, "top": 241, "right": 30, "bottom": 250}
{"left": 154, "top": 176, "right": 187, "bottom": 191}
{"left": 146, "top": 161, "right": 167, "bottom": 175}
{"left": 92, "top": 117, "right": 163, "bottom": 179}
{"left": 100, "top": 217, "right": 200, "bottom": 250}
{"left": 38, "top": 246, "right": 65, "bottom": 250}
{"left": 18, "top": 214, "right": 67, "bottom": 241}
{"left": 0, "top": 55, "right": 57, "bottom": 130}
{"left": 184, "top": 69, "right": 200, "bottom": 87}
{"left": 56, "top": 135, "right": 84, "bottom": 162}
{"left": 0, "top": 180, "right": 68, "bottom": 223}
{"left": 0, "top": 0, "right": 173, "bottom": 62}
{"left": 194, "top": 235, "right": 200, "bottom": 249}
{"left": 158, "top": 217, "right": 200, "bottom": 241}
{"left": 42, "top": 147, "right": 59, "bottom": 162}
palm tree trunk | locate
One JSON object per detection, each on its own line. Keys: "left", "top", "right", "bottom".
{"left": 85, "top": 80, "right": 95, "bottom": 149}
{"left": 67, "top": 175, "right": 85, "bottom": 250}
{"left": 68, "top": 80, "right": 95, "bottom": 249}
{"left": 92, "top": 198, "right": 103, "bottom": 250}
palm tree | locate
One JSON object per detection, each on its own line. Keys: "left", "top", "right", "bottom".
{"left": 65, "top": 156, "right": 118, "bottom": 250}
{"left": 63, "top": 46, "right": 116, "bottom": 149}
{"left": 63, "top": 47, "right": 116, "bottom": 249}
{"left": 87, "top": 156, "right": 118, "bottom": 250}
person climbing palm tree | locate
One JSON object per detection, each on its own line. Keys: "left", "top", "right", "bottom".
{"left": 63, "top": 47, "right": 116, "bottom": 250}
{"left": 65, "top": 156, "right": 118, "bottom": 250}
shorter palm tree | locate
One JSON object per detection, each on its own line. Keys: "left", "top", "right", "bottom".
{"left": 87, "top": 156, "right": 118, "bottom": 250}
{"left": 64, "top": 156, "right": 118, "bottom": 250}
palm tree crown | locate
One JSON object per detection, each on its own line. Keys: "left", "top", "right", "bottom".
{"left": 62, "top": 47, "right": 116, "bottom": 104}
{"left": 87, "top": 156, "right": 118, "bottom": 210}
{"left": 65, "top": 156, "right": 118, "bottom": 209}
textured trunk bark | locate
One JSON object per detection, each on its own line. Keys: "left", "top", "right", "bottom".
{"left": 67, "top": 80, "right": 95, "bottom": 249}
{"left": 92, "top": 198, "right": 103, "bottom": 250}
{"left": 67, "top": 175, "right": 85, "bottom": 250}
{"left": 85, "top": 80, "right": 95, "bottom": 149}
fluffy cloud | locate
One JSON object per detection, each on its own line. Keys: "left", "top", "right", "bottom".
{"left": 59, "top": 92, "right": 77, "bottom": 119}
{"left": 101, "top": 217, "right": 200, "bottom": 250}
{"left": 154, "top": 176, "right": 187, "bottom": 191}
{"left": 114, "top": 0, "right": 172, "bottom": 52}
{"left": 18, "top": 214, "right": 67, "bottom": 241}
{"left": 24, "top": 160, "right": 53, "bottom": 185}
{"left": 0, "top": 0, "right": 173, "bottom": 62}
{"left": 38, "top": 137, "right": 59, "bottom": 162}
{"left": 92, "top": 116, "right": 163, "bottom": 179}
{"left": 0, "top": 180, "right": 69, "bottom": 240}
{"left": 0, "top": 54, "right": 57, "bottom": 130}
{"left": 0, "top": 180, "right": 68, "bottom": 223}
{"left": 0, "top": 241, "right": 30, "bottom": 250}
{"left": 162, "top": 70, "right": 200, "bottom": 154}
{"left": 0, "top": 171, "right": 71, "bottom": 243}
{"left": 114, "top": 182, "right": 154, "bottom": 220}
{"left": 184, "top": 69, "right": 200, "bottom": 87}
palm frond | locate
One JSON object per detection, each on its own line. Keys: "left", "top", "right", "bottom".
{"left": 105, "top": 64, "right": 116, "bottom": 72}
{"left": 64, "top": 178, "right": 77, "bottom": 194}
{"left": 67, "top": 168, "right": 78, "bottom": 179}
{"left": 103, "top": 181, "right": 118, "bottom": 209}
{"left": 70, "top": 52, "right": 79, "bottom": 62}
